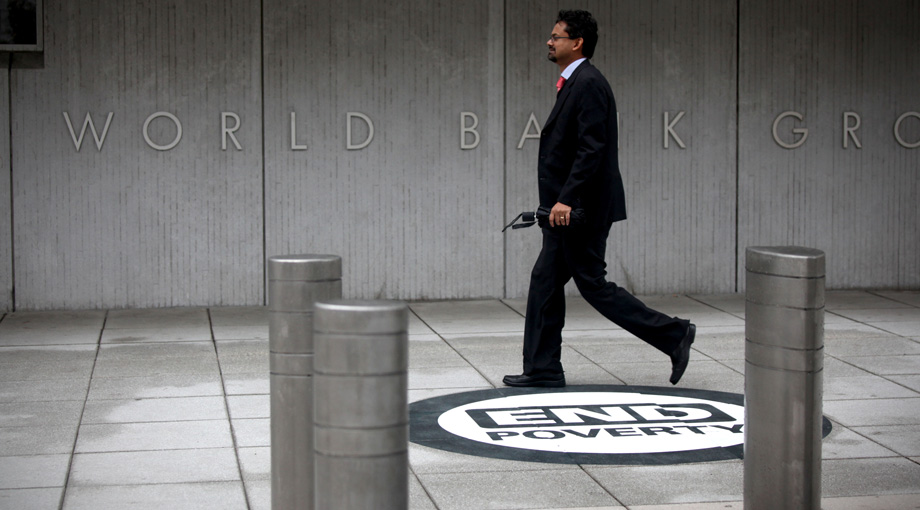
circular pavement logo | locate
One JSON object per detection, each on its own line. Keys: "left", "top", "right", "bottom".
{"left": 410, "top": 385, "right": 832, "bottom": 465}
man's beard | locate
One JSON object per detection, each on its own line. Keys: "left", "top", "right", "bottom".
{"left": 547, "top": 52, "right": 557, "bottom": 62}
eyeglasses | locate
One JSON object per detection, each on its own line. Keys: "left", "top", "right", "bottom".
{"left": 549, "top": 35, "right": 576, "bottom": 42}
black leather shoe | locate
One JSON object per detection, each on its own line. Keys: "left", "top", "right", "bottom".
{"left": 502, "top": 373, "right": 566, "bottom": 388}
{"left": 670, "top": 324, "right": 696, "bottom": 385}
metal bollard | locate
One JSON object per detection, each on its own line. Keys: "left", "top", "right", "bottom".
{"left": 313, "top": 300, "right": 409, "bottom": 510}
{"left": 268, "top": 255, "right": 342, "bottom": 510}
{"left": 744, "top": 246, "right": 825, "bottom": 510}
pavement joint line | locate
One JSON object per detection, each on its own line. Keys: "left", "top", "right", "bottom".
{"left": 408, "top": 304, "right": 499, "bottom": 389}
{"left": 59, "top": 309, "right": 107, "bottom": 510}
{"left": 208, "top": 307, "right": 253, "bottom": 510}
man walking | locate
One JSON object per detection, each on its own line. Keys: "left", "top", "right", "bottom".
{"left": 503, "top": 10, "right": 695, "bottom": 388}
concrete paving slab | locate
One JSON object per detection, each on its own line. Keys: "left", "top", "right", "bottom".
{"left": 0, "top": 425, "right": 77, "bottom": 455}
{"left": 96, "top": 341, "right": 215, "bottom": 360}
{"left": 409, "top": 443, "right": 581, "bottom": 475}
{"left": 244, "top": 479, "right": 269, "bottom": 510}
{"left": 0, "top": 327, "right": 102, "bottom": 346}
{"left": 872, "top": 291, "right": 920, "bottom": 308}
{"left": 0, "top": 454, "right": 70, "bottom": 489}
{"left": 409, "top": 366, "right": 492, "bottom": 390}
{"left": 888, "top": 374, "right": 920, "bottom": 392}
{"left": 410, "top": 333, "right": 443, "bottom": 342}
{"left": 236, "top": 446, "right": 269, "bottom": 482}
{"left": 101, "top": 326, "right": 213, "bottom": 344}
{"left": 409, "top": 340, "right": 472, "bottom": 369}
{"left": 850, "top": 425, "right": 920, "bottom": 457}
{"left": 822, "top": 494, "right": 920, "bottom": 510}
{"left": 689, "top": 331, "right": 746, "bottom": 361}
{"left": 91, "top": 355, "right": 220, "bottom": 378}
{"left": 568, "top": 341, "right": 679, "bottom": 364}
{"left": 598, "top": 360, "right": 743, "bottom": 394}
{"left": 462, "top": 342, "right": 591, "bottom": 367}
{"left": 0, "top": 344, "right": 97, "bottom": 363}
{"left": 824, "top": 322, "right": 905, "bottom": 340}
{"left": 75, "top": 421, "right": 233, "bottom": 453}
{"left": 825, "top": 291, "right": 914, "bottom": 309}
{"left": 87, "top": 373, "right": 224, "bottom": 400}
{"left": 222, "top": 373, "right": 269, "bottom": 395}
{"left": 871, "top": 321, "right": 920, "bottom": 338}
{"left": 0, "top": 487, "right": 63, "bottom": 509}
{"left": 822, "top": 421, "right": 901, "bottom": 460}
{"left": 831, "top": 308, "right": 920, "bottom": 323}
{"left": 0, "top": 310, "right": 105, "bottom": 329}
{"left": 823, "top": 457, "right": 920, "bottom": 497}
{"left": 630, "top": 503, "right": 740, "bottom": 510}
{"left": 826, "top": 337, "right": 920, "bottom": 357}
{"left": 208, "top": 306, "right": 267, "bottom": 327}
{"left": 0, "top": 378, "right": 90, "bottom": 402}
{"left": 104, "top": 308, "right": 210, "bottom": 329}
{"left": 81, "top": 396, "right": 228, "bottom": 424}
{"left": 69, "top": 448, "right": 240, "bottom": 486}
{"left": 0, "top": 401, "right": 84, "bottom": 428}
{"left": 824, "top": 375, "right": 919, "bottom": 400}
{"left": 215, "top": 340, "right": 268, "bottom": 374}
{"left": 842, "top": 355, "right": 920, "bottom": 375}
{"left": 690, "top": 293, "right": 746, "bottom": 315}
{"left": 417, "top": 468, "right": 620, "bottom": 510}
{"left": 823, "top": 398, "right": 920, "bottom": 427}
{"left": 408, "top": 309, "right": 437, "bottom": 335}
{"left": 409, "top": 387, "right": 487, "bottom": 404}
{"left": 409, "top": 472, "right": 438, "bottom": 510}
{"left": 212, "top": 326, "right": 268, "bottom": 341}
{"left": 227, "top": 395, "right": 268, "bottom": 419}
{"left": 61, "top": 481, "right": 248, "bottom": 510}
{"left": 410, "top": 300, "right": 525, "bottom": 334}
{"left": 476, "top": 363, "right": 627, "bottom": 387}
{"left": 585, "top": 461, "right": 742, "bottom": 506}
{"left": 231, "top": 418, "right": 269, "bottom": 448}
{"left": 442, "top": 332, "right": 525, "bottom": 347}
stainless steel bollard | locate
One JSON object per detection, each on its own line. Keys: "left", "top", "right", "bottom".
{"left": 269, "top": 255, "right": 342, "bottom": 510}
{"left": 313, "top": 300, "right": 409, "bottom": 510}
{"left": 744, "top": 246, "right": 825, "bottom": 510}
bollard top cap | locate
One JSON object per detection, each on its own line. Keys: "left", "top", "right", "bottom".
{"left": 267, "top": 254, "right": 342, "bottom": 281}
{"left": 314, "top": 300, "right": 408, "bottom": 334}
{"left": 745, "top": 246, "right": 825, "bottom": 278}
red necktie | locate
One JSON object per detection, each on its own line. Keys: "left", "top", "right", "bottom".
{"left": 556, "top": 76, "right": 566, "bottom": 92}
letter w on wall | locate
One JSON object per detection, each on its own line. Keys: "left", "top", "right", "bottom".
{"left": 63, "top": 112, "right": 114, "bottom": 151}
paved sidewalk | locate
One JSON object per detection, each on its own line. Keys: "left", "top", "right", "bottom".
{"left": 1, "top": 291, "right": 919, "bottom": 509}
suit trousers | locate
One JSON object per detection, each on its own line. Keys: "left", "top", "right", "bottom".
{"left": 522, "top": 223, "right": 690, "bottom": 376}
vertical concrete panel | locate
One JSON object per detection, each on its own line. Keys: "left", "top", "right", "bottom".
{"left": 738, "top": 0, "right": 920, "bottom": 290}
{"left": 505, "top": 1, "right": 737, "bottom": 297}
{"left": 10, "top": 0, "right": 263, "bottom": 309}
{"left": 0, "top": 66, "right": 10, "bottom": 311}
{"left": 264, "top": 0, "right": 504, "bottom": 300}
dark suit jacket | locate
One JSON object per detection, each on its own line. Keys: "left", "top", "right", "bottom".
{"left": 538, "top": 60, "right": 627, "bottom": 227}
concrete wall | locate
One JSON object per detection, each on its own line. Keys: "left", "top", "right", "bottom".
{"left": 2, "top": 0, "right": 917, "bottom": 310}
{"left": 738, "top": 0, "right": 920, "bottom": 290}
{"left": 262, "top": 0, "right": 505, "bottom": 300}
{"left": 10, "top": 0, "right": 263, "bottom": 309}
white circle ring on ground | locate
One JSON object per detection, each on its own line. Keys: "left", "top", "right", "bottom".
{"left": 409, "top": 385, "right": 832, "bottom": 465}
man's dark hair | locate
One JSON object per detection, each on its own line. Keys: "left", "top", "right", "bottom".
{"left": 556, "top": 9, "right": 598, "bottom": 59}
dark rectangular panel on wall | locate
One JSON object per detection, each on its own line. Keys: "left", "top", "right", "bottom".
{"left": 263, "top": 0, "right": 504, "bottom": 300}
{"left": 505, "top": 1, "right": 738, "bottom": 297}
{"left": 11, "top": 0, "right": 263, "bottom": 309}
{"left": 738, "top": 0, "right": 920, "bottom": 290}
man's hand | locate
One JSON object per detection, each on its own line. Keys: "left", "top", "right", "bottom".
{"left": 549, "top": 202, "right": 573, "bottom": 227}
